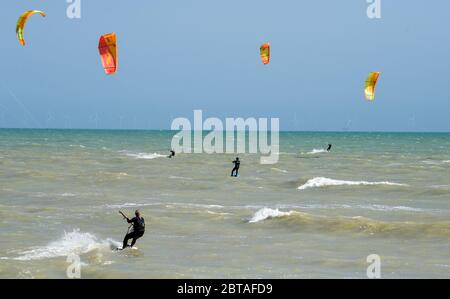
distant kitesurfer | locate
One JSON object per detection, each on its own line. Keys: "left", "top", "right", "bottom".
{"left": 231, "top": 157, "right": 240, "bottom": 177}
{"left": 168, "top": 150, "right": 175, "bottom": 158}
{"left": 119, "top": 210, "right": 145, "bottom": 250}
{"left": 326, "top": 144, "right": 332, "bottom": 152}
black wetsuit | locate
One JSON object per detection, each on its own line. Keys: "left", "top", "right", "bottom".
{"left": 122, "top": 216, "right": 145, "bottom": 249}
{"left": 169, "top": 150, "right": 175, "bottom": 158}
{"left": 327, "top": 144, "right": 332, "bottom": 152}
{"left": 231, "top": 159, "right": 240, "bottom": 177}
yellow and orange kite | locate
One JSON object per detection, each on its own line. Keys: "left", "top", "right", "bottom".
{"left": 260, "top": 43, "right": 270, "bottom": 65}
{"left": 98, "top": 33, "right": 118, "bottom": 75}
{"left": 16, "top": 10, "right": 47, "bottom": 46}
{"left": 365, "top": 72, "right": 381, "bottom": 101}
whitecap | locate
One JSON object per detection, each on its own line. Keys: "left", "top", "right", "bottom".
{"left": 167, "top": 203, "right": 225, "bottom": 210}
{"left": 124, "top": 152, "right": 167, "bottom": 160}
{"left": 306, "top": 148, "right": 328, "bottom": 154}
{"left": 60, "top": 193, "right": 76, "bottom": 197}
{"left": 360, "top": 204, "right": 423, "bottom": 212}
{"left": 13, "top": 229, "right": 120, "bottom": 261}
{"left": 69, "top": 144, "right": 86, "bottom": 148}
{"left": 271, "top": 168, "right": 288, "bottom": 173}
{"left": 298, "top": 177, "right": 407, "bottom": 190}
{"left": 422, "top": 160, "right": 450, "bottom": 166}
{"left": 207, "top": 211, "right": 232, "bottom": 216}
{"left": 248, "top": 207, "right": 294, "bottom": 223}
{"left": 105, "top": 203, "right": 155, "bottom": 209}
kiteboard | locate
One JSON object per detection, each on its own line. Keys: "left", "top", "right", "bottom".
{"left": 113, "top": 246, "right": 139, "bottom": 252}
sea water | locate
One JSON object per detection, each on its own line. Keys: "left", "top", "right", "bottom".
{"left": 0, "top": 129, "right": 449, "bottom": 278}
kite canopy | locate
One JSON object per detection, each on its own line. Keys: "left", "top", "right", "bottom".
{"left": 16, "top": 10, "right": 47, "bottom": 46}
{"left": 365, "top": 72, "right": 381, "bottom": 101}
{"left": 260, "top": 43, "right": 270, "bottom": 65}
{"left": 98, "top": 33, "right": 118, "bottom": 75}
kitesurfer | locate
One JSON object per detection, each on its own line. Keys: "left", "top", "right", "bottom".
{"left": 326, "top": 144, "right": 332, "bottom": 152}
{"left": 231, "top": 157, "right": 240, "bottom": 177}
{"left": 168, "top": 150, "right": 175, "bottom": 158}
{"left": 120, "top": 210, "right": 145, "bottom": 249}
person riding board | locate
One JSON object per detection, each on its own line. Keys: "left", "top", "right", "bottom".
{"left": 119, "top": 210, "right": 145, "bottom": 250}
{"left": 231, "top": 157, "right": 240, "bottom": 177}
{"left": 326, "top": 144, "right": 332, "bottom": 152}
{"left": 168, "top": 149, "right": 175, "bottom": 158}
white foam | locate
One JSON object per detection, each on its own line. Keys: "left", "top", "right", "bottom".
{"left": 298, "top": 177, "right": 407, "bottom": 190}
{"left": 105, "top": 202, "right": 155, "bottom": 209}
{"left": 271, "top": 168, "right": 288, "bottom": 173}
{"left": 123, "top": 151, "right": 167, "bottom": 160}
{"left": 361, "top": 204, "right": 423, "bottom": 212}
{"left": 306, "top": 149, "right": 328, "bottom": 154}
{"left": 248, "top": 208, "right": 294, "bottom": 223}
{"left": 60, "top": 193, "right": 76, "bottom": 197}
{"left": 169, "top": 176, "right": 193, "bottom": 180}
{"left": 422, "top": 160, "right": 450, "bottom": 166}
{"left": 69, "top": 144, "right": 86, "bottom": 148}
{"left": 275, "top": 203, "right": 423, "bottom": 213}
{"left": 13, "top": 229, "right": 120, "bottom": 261}
{"left": 166, "top": 203, "right": 225, "bottom": 210}
{"left": 207, "top": 211, "right": 232, "bottom": 216}
{"left": 106, "top": 202, "right": 225, "bottom": 210}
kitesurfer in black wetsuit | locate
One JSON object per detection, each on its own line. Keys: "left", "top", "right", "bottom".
{"left": 120, "top": 210, "right": 145, "bottom": 249}
{"left": 326, "top": 144, "right": 332, "bottom": 152}
{"left": 231, "top": 157, "right": 240, "bottom": 177}
{"left": 168, "top": 150, "right": 175, "bottom": 158}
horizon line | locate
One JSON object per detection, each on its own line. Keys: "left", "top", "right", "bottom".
{"left": 0, "top": 127, "right": 449, "bottom": 134}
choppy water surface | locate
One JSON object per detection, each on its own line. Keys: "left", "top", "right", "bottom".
{"left": 0, "top": 129, "right": 449, "bottom": 278}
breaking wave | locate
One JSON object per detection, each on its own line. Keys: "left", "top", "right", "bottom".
{"left": 122, "top": 151, "right": 167, "bottom": 160}
{"left": 248, "top": 209, "right": 450, "bottom": 238}
{"left": 298, "top": 177, "right": 407, "bottom": 190}
{"left": 306, "top": 149, "right": 328, "bottom": 154}
{"left": 248, "top": 208, "right": 294, "bottom": 223}
{"left": 12, "top": 229, "right": 120, "bottom": 261}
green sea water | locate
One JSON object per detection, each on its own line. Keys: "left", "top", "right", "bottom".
{"left": 0, "top": 129, "right": 449, "bottom": 278}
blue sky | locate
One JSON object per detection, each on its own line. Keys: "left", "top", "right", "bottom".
{"left": 0, "top": 1, "right": 449, "bottom": 131}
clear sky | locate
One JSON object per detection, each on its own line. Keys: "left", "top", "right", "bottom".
{"left": 0, "top": 1, "right": 449, "bottom": 131}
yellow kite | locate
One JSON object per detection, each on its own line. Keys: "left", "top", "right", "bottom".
{"left": 365, "top": 72, "right": 381, "bottom": 101}
{"left": 16, "top": 10, "right": 47, "bottom": 46}
{"left": 260, "top": 43, "right": 270, "bottom": 65}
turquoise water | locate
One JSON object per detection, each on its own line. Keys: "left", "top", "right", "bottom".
{"left": 0, "top": 129, "right": 449, "bottom": 278}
